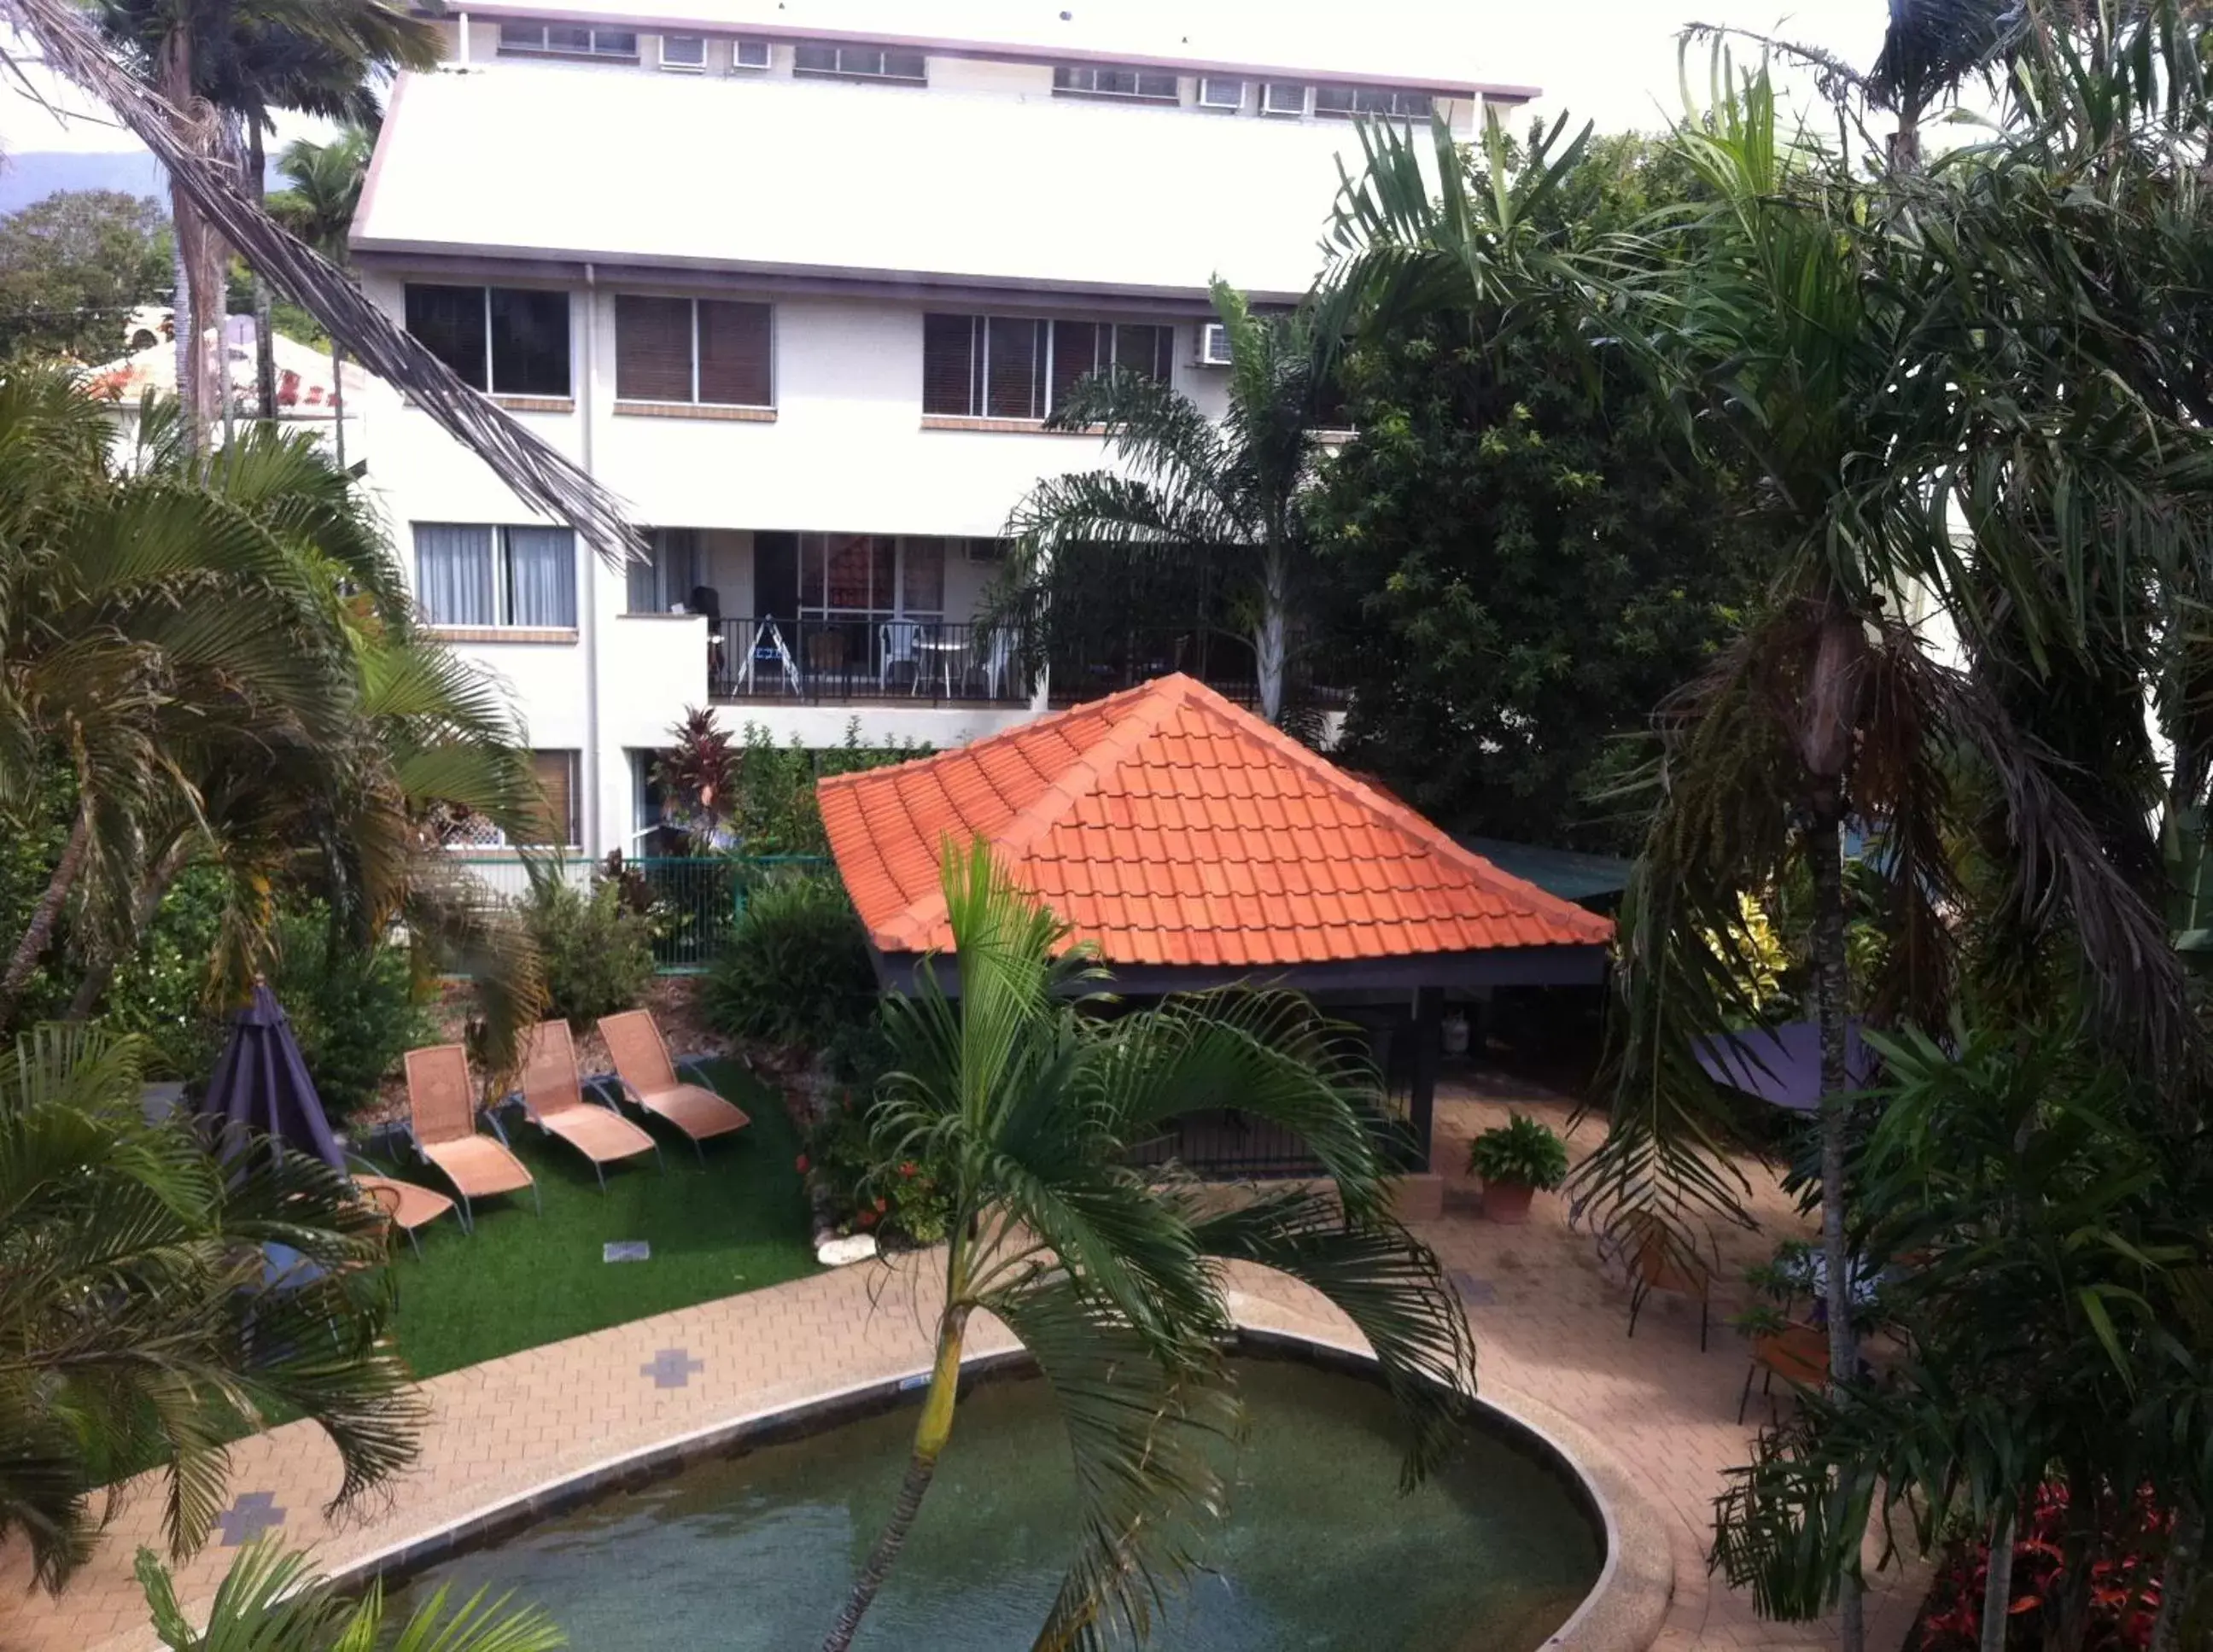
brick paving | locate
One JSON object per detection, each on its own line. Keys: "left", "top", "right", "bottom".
{"left": 0, "top": 1075, "right": 1927, "bottom": 1652}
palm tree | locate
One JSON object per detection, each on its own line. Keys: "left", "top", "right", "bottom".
{"left": 0, "top": 370, "right": 365, "bottom": 1025}
{"left": 9, "top": 0, "right": 637, "bottom": 557}
{"left": 268, "top": 128, "right": 369, "bottom": 467}
{"left": 1687, "top": 0, "right": 2027, "bottom": 167}
{"left": 38, "top": 400, "right": 549, "bottom": 1071}
{"left": 1321, "top": 57, "right": 2210, "bottom": 1647}
{"left": 91, "top": 0, "right": 436, "bottom": 441}
{"left": 1001, "top": 280, "right": 1338, "bottom": 726}
{"left": 137, "top": 1537, "right": 563, "bottom": 1651}
{"left": 820, "top": 839, "right": 1474, "bottom": 1651}
{"left": 0, "top": 1025, "right": 421, "bottom": 1588}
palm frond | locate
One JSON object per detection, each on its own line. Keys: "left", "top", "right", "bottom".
{"left": 3, "top": 0, "right": 640, "bottom": 562}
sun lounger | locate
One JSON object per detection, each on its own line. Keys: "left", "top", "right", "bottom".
{"left": 597, "top": 1009, "right": 750, "bottom": 1162}
{"left": 520, "top": 1019, "right": 663, "bottom": 1189}
{"left": 402, "top": 1044, "right": 538, "bottom": 1230}
{"left": 351, "top": 1166, "right": 457, "bottom": 1257}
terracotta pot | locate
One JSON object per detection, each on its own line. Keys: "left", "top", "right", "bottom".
{"left": 1482, "top": 1180, "right": 1536, "bottom": 1224}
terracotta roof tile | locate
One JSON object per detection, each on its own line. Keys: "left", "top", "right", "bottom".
{"left": 818, "top": 674, "right": 1615, "bottom": 967}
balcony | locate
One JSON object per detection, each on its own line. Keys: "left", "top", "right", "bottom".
{"left": 709, "top": 617, "right": 1029, "bottom": 705}
{"left": 1048, "top": 628, "right": 1346, "bottom": 710}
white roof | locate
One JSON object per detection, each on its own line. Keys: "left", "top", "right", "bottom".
{"left": 81, "top": 323, "right": 371, "bottom": 417}
{"left": 447, "top": 0, "right": 1539, "bottom": 97}
{"left": 355, "top": 65, "right": 1411, "bottom": 301}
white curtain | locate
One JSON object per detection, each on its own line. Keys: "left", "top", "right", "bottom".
{"left": 413, "top": 524, "right": 495, "bottom": 625}
{"left": 505, "top": 527, "right": 577, "bottom": 627}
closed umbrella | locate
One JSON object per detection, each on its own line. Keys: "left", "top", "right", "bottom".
{"left": 196, "top": 980, "right": 346, "bottom": 1170}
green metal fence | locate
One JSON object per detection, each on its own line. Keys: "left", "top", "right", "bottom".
{"left": 450, "top": 853, "right": 834, "bottom": 974}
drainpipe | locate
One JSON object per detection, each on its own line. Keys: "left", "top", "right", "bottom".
{"left": 580, "top": 261, "right": 604, "bottom": 865}
{"left": 456, "top": 14, "right": 470, "bottom": 67}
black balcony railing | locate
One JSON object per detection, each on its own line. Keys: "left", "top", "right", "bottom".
{"left": 710, "top": 617, "right": 1030, "bottom": 705}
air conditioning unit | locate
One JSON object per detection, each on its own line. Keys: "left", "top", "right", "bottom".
{"left": 1197, "top": 323, "right": 1233, "bottom": 366}
{"left": 1261, "top": 81, "right": 1307, "bottom": 117}
{"left": 731, "top": 36, "right": 771, "bottom": 70}
{"left": 1198, "top": 76, "right": 1244, "bottom": 110}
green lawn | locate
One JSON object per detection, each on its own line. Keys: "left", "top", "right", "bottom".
{"left": 369, "top": 1059, "right": 819, "bottom": 1378}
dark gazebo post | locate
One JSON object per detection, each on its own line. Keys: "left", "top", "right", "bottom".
{"left": 1407, "top": 986, "right": 1444, "bottom": 1174}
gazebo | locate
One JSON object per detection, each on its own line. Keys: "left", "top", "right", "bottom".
{"left": 818, "top": 674, "right": 1613, "bottom": 1175}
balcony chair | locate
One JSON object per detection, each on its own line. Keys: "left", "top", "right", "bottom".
{"left": 971, "top": 626, "right": 1018, "bottom": 700}
{"left": 879, "top": 618, "right": 922, "bottom": 691}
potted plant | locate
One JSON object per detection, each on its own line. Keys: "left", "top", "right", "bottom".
{"left": 1466, "top": 1112, "right": 1569, "bottom": 1223}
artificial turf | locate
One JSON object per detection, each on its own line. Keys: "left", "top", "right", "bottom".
{"left": 369, "top": 1059, "right": 819, "bottom": 1379}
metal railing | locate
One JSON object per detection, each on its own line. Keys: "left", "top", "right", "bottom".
{"left": 710, "top": 617, "right": 1030, "bottom": 705}
{"left": 447, "top": 853, "right": 833, "bottom": 974}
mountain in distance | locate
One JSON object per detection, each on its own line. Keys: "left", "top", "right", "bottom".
{"left": 0, "top": 150, "right": 168, "bottom": 216}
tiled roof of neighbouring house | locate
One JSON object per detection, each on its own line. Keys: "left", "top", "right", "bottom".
{"left": 818, "top": 673, "right": 1616, "bottom": 967}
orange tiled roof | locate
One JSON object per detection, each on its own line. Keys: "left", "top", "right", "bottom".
{"left": 818, "top": 674, "right": 1615, "bottom": 968}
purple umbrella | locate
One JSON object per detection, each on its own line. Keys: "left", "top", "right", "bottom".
{"left": 1694, "top": 1019, "right": 1876, "bottom": 1113}
{"left": 196, "top": 981, "right": 346, "bottom": 1171}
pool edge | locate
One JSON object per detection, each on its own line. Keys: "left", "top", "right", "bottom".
{"left": 324, "top": 1319, "right": 1673, "bottom": 1652}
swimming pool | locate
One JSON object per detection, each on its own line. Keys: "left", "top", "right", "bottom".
{"left": 391, "top": 1352, "right": 1603, "bottom": 1650}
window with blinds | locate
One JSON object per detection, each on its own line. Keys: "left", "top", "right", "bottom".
{"left": 792, "top": 41, "right": 925, "bottom": 81}
{"left": 527, "top": 750, "right": 580, "bottom": 847}
{"left": 1053, "top": 64, "right": 1179, "bottom": 102}
{"left": 1313, "top": 84, "right": 1433, "bottom": 120}
{"left": 615, "top": 296, "right": 772, "bottom": 406}
{"left": 925, "top": 313, "right": 1172, "bottom": 420}
{"left": 498, "top": 20, "right": 638, "bottom": 58}
{"left": 659, "top": 34, "right": 705, "bottom": 69}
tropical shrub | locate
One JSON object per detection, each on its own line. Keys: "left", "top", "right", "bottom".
{"left": 703, "top": 874, "right": 875, "bottom": 1050}
{"left": 524, "top": 875, "right": 655, "bottom": 1027}
{"left": 1466, "top": 1113, "right": 1570, "bottom": 1190}
{"left": 266, "top": 908, "right": 435, "bottom": 1126}
{"left": 1911, "top": 1484, "right": 2169, "bottom": 1651}
{"left": 800, "top": 1089, "right": 952, "bottom": 1246}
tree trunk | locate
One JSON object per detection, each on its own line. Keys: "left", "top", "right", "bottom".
{"left": 1980, "top": 1507, "right": 2017, "bottom": 1652}
{"left": 331, "top": 335, "right": 346, "bottom": 470}
{"left": 2150, "top": 1501, "right": 2202, "bottom": 1652}
{"left": 1253, "top": 543, "right": 1289, "bottom": 727}
{"left": 0, "top": 805, "right": 91, "bottom": 1025}
{"left": 66, "top": 838, "right": 194, "bottom": 1020}
{"left": 820, "top": 1307, "right": 969, "bottom": 1652}
{"left": 1807, "top": 808, "right": 1865, "bottom": 1652}
{"left": 157, "top": 30, "right": 215, "bottom": 448}
{"left": 249, "top": 123, "right": 277, "bottom": 423}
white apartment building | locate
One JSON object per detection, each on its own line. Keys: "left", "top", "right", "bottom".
{"left": 349, "top": 0, "right": 1535, "bottom": 858}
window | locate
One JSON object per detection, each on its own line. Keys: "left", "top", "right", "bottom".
{"left": 413, "top": 524, "right": 578, "bottom": 628}
{"left": 731, "top": 37, "right": 771, "bottom": 69}
{"left": 527, "top": 751, "right": 580, "bottom": 846}
{"left": 1262, "top": 81, "right": 1309, "bottom": 116}
{"left": 1314, "top": 84, "right": 1433, "bottom": 120}
{"left": 788, "top": 534, "right": 944, "bottom": 617}
{"left": 924, "top": 313, "right": 1172, "bottom": 420}
{"left": 406, "top": 284, "right": 570, "bottom": 397}
{"left": 660, "top": 33, "right": 705, "bottom": 70}
{"left": 791, "top": 41, "right": 925, "bottom": 82}
{"left": 615, "top": 295, "right": 772, "bottom": 406}
{"left": 497, "top": 20, "right": 638, "bottom": 58}
{"left": 1198, "top": 76, "right": 1245, "bottom": 109}
{"left": 627, "top": 528, "right": 703, "bottom": 614}
{"left": 1053, "top": 63, "right": 1178, "bottom": 102}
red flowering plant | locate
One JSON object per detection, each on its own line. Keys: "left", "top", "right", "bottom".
{"left": 1912, "top": 1485, "right": 2167, "bottom": 1651}
{"left": 800, "top": 1090, "right": 954, "bottom": 1244}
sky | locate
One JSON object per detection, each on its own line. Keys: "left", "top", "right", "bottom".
{"left": 0, "top": 1, "right": 1888, "bottom": 178}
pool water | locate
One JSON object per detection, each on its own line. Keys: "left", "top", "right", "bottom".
{"left": 393, "top": 1357, "right": 1603, "bottom": 1650}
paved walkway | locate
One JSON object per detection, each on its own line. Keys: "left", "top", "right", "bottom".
{"left": 0, "top": 1077, "right": 1926, "bottom": 1652}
